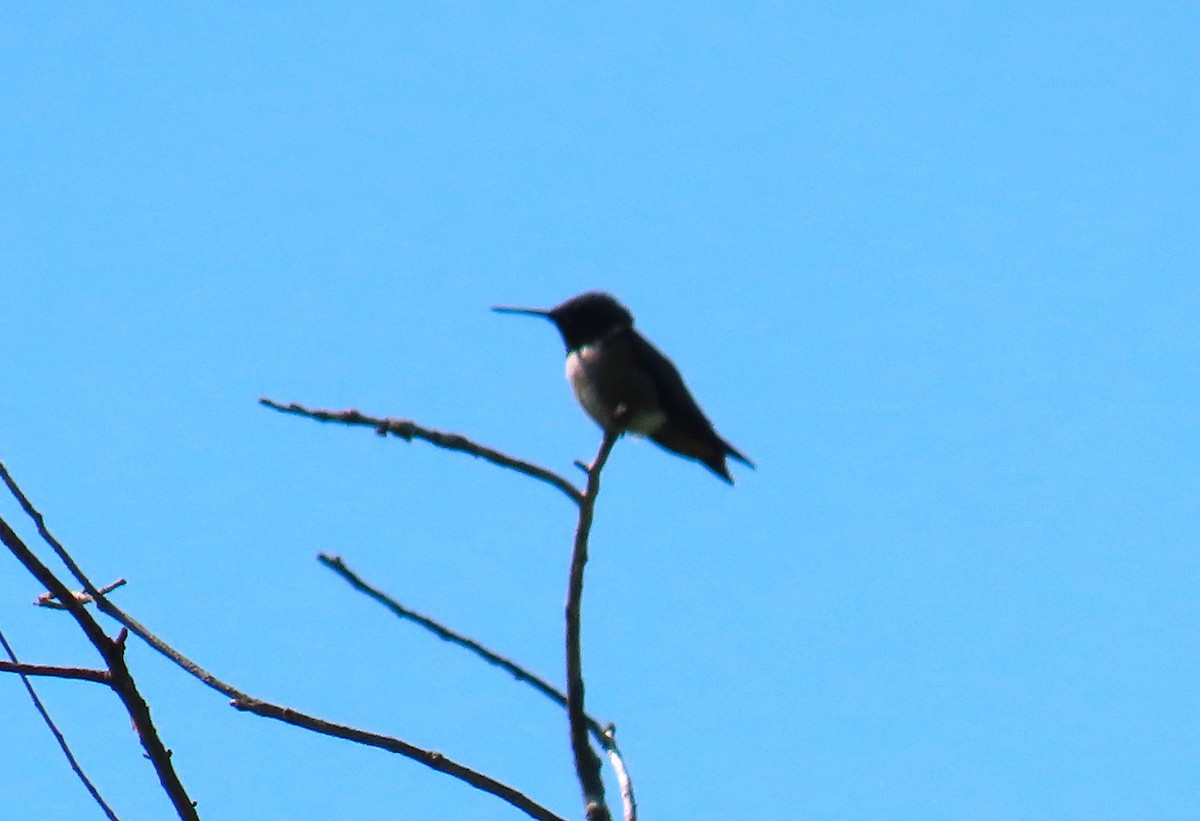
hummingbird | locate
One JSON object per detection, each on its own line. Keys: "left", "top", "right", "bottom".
{"left": 493, "top": 291, "right": 754, "bottom": 484}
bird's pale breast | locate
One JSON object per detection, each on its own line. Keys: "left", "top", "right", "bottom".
{"left": 566, "top": 343, "right": 665, "bottom": 435}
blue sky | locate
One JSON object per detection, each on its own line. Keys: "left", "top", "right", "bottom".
{"left": 2, "top": 4, "right": 1198, "bottom": 819}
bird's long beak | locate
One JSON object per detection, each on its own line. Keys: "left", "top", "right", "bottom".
{"left": 491, "top": 305, "right": 552, "bottom": 318}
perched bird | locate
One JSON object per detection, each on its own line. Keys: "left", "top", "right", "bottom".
{"left": 493, "top": 291, "right": 753, "bottom": 484}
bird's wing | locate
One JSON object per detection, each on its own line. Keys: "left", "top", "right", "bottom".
{"left": 627, "top": 330, "right": 721, "bottom": 437}
{"left": 628, "top": 329, "right": 754, "bottom": 467}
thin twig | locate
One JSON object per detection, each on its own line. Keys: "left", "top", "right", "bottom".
{"left": 231, "top": 696, "right": 566, "bottom": 821}
{"left": 36, "top": 578, "right": 128, "bottom": 609}
{"left": 0, "top": 627, "right": 120, "bottom": 820}
{"left": 566, "top": 429, "right": 620, "bottom": 821}
{"left": 0, "top": 513, "right": 198, "bottom": 821}
{"left": 317, "top": 553, "right": 607, "bottom": 737}
{"left": 258, "top": 398, "right": 583, "bottom": 505}
{"left": 0, "top": 660, "right": 112, "bottom": 685}
{"left": 318, "top": 552, "right": 638, "bottom": 819}
{"left": 0, "top": 467, "right": 562, "bottom": 821}
{"left": 0, "top": 461, "right": 113, "bottom": 613}
{"left": 605, "top": 728, "right": 638, "bottom": 821}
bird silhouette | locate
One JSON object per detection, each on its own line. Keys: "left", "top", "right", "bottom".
{"left": 494, "top": 291, "right": 753, "bottom": 483}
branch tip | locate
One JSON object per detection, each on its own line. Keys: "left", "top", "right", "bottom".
{"left": 260, "top": 398, "right": 583, "bottom": 504}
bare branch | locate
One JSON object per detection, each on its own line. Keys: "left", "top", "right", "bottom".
{"left": 36, "top": 578, "right": 128, "bottom": 609}
{"left": 259, "top": 398, "right": 637, "bottom": 815}
{"left": 0, "top": 660, "right": 112, "bottom": 685}
{"left": 324, "top": 551, "right": 579, "bottom": 688}
{"left": 0, "top": 512, "right": 198, "bottom": 821}
{"left": 566, "top": 429, "right": 621, "bottom": 821}
{"left": 258, "top": 398, "right": 583, "bottom": 505}
{"left": 96, "top": 601, "right": 565, "bottom": 821}
{"left": 605, "top": 728, "right": 638, "bottom": 821}
{"left": 231, "top": 696, "right": 566, "bottom": 821}
{"left": 319, "top": 551, "right": 638, "bottom": 820}
{"left": 317, "top": 553, "right": 605, "bottom": 734}
{"left": 0, "top": 627, "right": 120, "bottom": 820}
{"left": 0, "top": 463, "right": 563, "bottom": 819}
{"left": 6, "top": 411, "right": 640, "bottom": 821}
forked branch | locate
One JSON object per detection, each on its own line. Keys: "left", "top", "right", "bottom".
{"left": 265, "top": 400, "right": 636, "bottom": 820}
{"left": 0, "top": 512, "right": 198, "bottom": 821}
{"left": 1, "top": 460, "right": 560, "bottom": 821}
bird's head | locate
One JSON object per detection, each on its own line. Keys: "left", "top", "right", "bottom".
{"left": 493, "top": 291, "right": 634, "bottom": 352}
